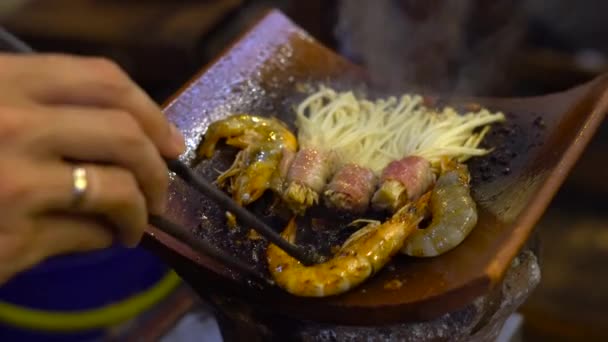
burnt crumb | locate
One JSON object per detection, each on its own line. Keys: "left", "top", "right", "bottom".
{"left": 480, "top": 173, "right": 493, "bottom": 182}
{"left": 502, "top": 167, "right": 511, "bottom": 175}
{"left": 533, "top": 116, "right": 546, "bottom": 129}
{"left": 311, "top": 218, "right": 331, "bottom": 232}
{"left": 248, "top": 229, "right": 262, "bottom": 240}
{"left": 473, "top": 158, "right": 495, "bottom": 183}
{"left": 383, "top": 279, "right": 403, "bottom": 290}
{"left": 245, "top": 278, "right": 268, "bottom": 291}
{"left": 478, "top": 160, "right": 491, "bottom": 172}
{"left": 504, "top": 149, "right": 517, "bottom": 159}
{"left": 489, "top": 155, "right": 509, "bottom": 167}
{"left": 489, "top": 121, "right": 518, "bottom": 139}
{"left": 251, "top": 249, "right": 259, "bottom": 264}
{"left": 422, "top": 96, "right": 437, "bottom": 108}
{"left": 464, "top": 103, "right": 482, "bottom": 112}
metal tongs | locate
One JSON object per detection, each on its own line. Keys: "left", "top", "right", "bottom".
{"left": 0, "top": 27, "right": 322, "bottom": 284}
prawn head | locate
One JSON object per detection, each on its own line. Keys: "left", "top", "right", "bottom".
{"left": 198, "top": 114, "right": 297, "bottom": 206}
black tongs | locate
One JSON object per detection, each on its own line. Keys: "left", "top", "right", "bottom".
{"left": 155, "top": 160, "right": 322, "bottom": 272}
{"left": 0, "top": 27, "right": 322, "bottom": 284}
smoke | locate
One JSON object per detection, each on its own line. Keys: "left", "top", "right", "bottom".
{"left": 335, "top": 0, "right": 527, "bottom": 96}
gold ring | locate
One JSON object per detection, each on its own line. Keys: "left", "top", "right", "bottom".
{"left": 71, "top": 166, "right": 88, "bottom": 207}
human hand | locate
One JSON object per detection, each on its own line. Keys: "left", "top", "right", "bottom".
{"left": 0, "top": 53, "right": 185, "bottom": 284}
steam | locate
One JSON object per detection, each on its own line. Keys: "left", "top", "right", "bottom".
{"left": 335, "top": 0, "right": 526, "bottom": 96}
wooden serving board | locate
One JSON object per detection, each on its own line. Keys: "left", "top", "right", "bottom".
{"left": 143, "top": 10, "right": 607, "bottom": 325}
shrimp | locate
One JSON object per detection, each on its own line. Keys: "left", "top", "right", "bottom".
{"left": 401, "top": 162, "right": 478, "bottom": 257}
{"left": 197, "top": 114, "right": 297, "bottom": 205}
{"left": 266, "top": 193, "right": 429, "bottom": 297}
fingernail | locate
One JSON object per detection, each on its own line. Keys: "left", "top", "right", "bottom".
{"left": 169, "top": 123, "right": 186, "bottom": 155}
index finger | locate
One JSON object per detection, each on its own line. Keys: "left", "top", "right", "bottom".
{"left": 2, "top": 53, "right": 185, "bottom": 158}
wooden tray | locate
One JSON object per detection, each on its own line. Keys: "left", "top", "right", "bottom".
{"left": 143, "top": 10, "right": 607, "bottom": 325}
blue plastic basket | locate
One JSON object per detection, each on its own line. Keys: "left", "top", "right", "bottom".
{"left": 0, "top": 245, "right": 179, "bottom": 341}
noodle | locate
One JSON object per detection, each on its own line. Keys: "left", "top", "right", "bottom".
{"left": 295, "top": 86, "right": 505, "bottom": 173}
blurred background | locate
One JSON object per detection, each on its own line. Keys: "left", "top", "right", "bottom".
{"left": 0, "top": 0, "right": 606, "bottom": 341}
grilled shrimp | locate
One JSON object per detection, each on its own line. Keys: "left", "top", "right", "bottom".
{"left": 266, "top": 193, "right": 428, "bottom": 297}
{"left": 197, "top": 114, "right": 297, "bottom": 205}
{"left": 402, "top": 162, "right": 477, "bottom": 257}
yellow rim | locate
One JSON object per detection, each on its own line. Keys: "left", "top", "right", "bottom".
{"left": 0, "top": 270, "right": 181, "bottom": 332}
